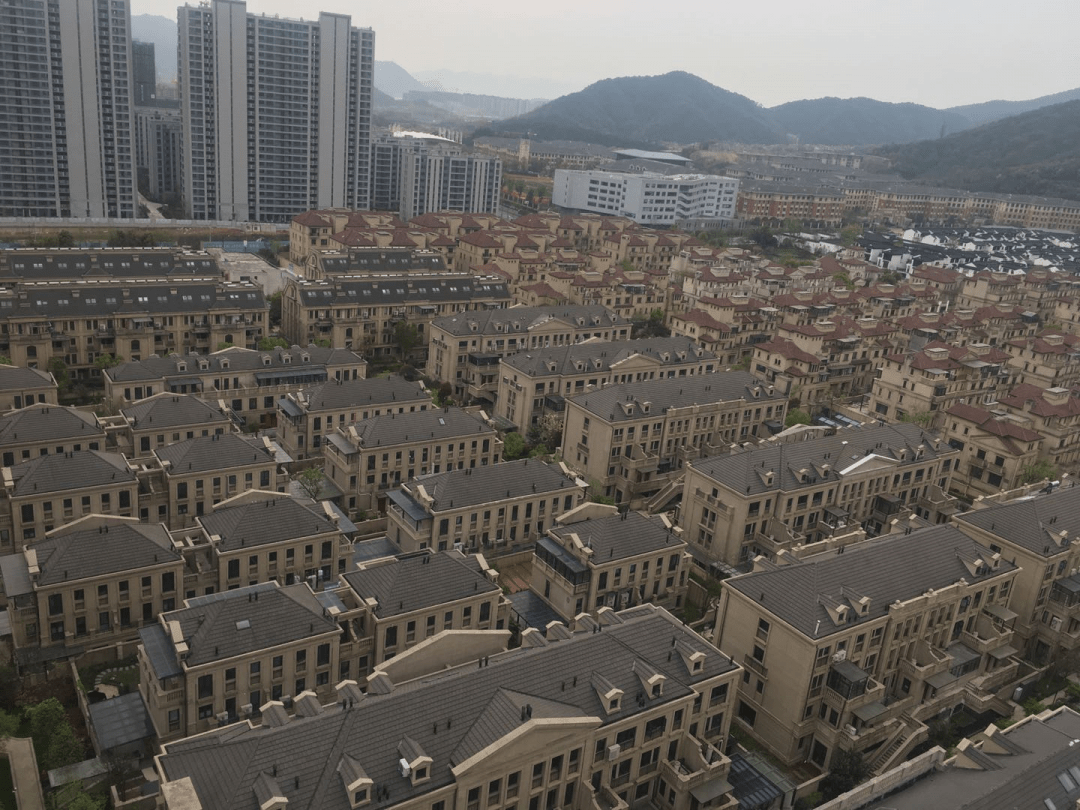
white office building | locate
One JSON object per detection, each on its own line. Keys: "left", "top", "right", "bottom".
{"left": 553, "top": 169, "right": 738, "bottom": 226}
{"left": 0, "top": 0, "right": 137, "bottom": 219}
{"left": 178, "top": 1, "right": 374, "bottom": 222}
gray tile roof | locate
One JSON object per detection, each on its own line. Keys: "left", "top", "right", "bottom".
{"left": 955, "top": 484, "right": 1080, "bottom": 558}
{"left": 163, "top": 582, "right": 338, "bottom": 668}
{"left": 8, "top": 450, "right": 135, "bottom": 496}
{"left": 431, "top": 305, "right": 627, "bottom": 337}
{"left": 122, "top": 394, "right": 232, "bottom": 430}
{"left": 0, "top": 405, "right": 103, "bottom": 445}
{"left": 550, "top": 512, "right": 685, "bottom": 562}
{"left": 156, "top": 434, "right": 277, "bottom": 475}
{"left": 296, "top": 276, "right": 509, "bottom": 307}
{"left": 869, "top": 707, "right": 1080, "bottom": 810}
{"left": 33, "top": 521, "right": 179, "bottom": 586}
{"left": 0, "top": 365, "right": 55, "bottom": 392}
{"left": 295, "top": 376, "right": 429, "bottom": 413}
{"left": 336, "top": 407, "right": 494, "bottom": 451}
{"left": 198, "top": 497, "right": 340, "bottom": 553}
{"left": 570, "top": 371, "right": 784, "bottom": 423}
{"left": 158, "top": 605, "right": 735, "bottom": 810}
{"left": 726, "top": 524, "right": 1015, "bottom": 639}
{"left": 342, "top": 551, "right": 499, "bottom": 618}
{"left": 106, "top": 346, "right": 365, "bottom": 383}
{"left": 691, "top": 422, "right": 950, "bottom": 497}
{"left": 0, "top": 248, "right": 220, "bottom": 280}
{"left": 403, "top": 459, "right": 581, "bottom": 512}
{"left": 87, "top": 692, "right": 156, "bottom": 751}
{"left": 0, "top": 282, "right": 263, "bottom": 320}
{"left": 502, "top": 336, "right": 714, "bottom": 377}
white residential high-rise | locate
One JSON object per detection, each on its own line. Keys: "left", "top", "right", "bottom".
{"left": 552, "top": 169, "right": 738, "bottom": 227}
{"left": 371, "top": 132, "right": 502, "bottom": 219}
{"left": 0, "top": 0, "right": 137, "bottom": 219}
{"left": 178, "top": 1, "right": 374, "bottom": 223}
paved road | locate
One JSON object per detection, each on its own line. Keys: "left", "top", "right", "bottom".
{"left": 1, "top": 737, "right": 45, "bottom": 810}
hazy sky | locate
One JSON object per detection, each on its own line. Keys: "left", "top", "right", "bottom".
{"left": 134, "top": 0, "right": 1078, "bottom": 108}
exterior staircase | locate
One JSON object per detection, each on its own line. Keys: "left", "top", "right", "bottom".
{"left": 868, "top": 713, "right": 928, "bottom": 776}
{"left": 645, "top": 474, "right": 684, "bottom": 512}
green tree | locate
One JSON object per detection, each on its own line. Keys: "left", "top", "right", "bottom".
{"left": 526, "top": 412, "right": 563, "bottom": 454}
{"left": 0, "top": 708, "right": 19, "bottom": 738}
{"left": 315, "top": 338, "right": 331, "bottom": 348}
{"left": 268, "top": 291, "right": 283, "bottom": 329}
{"left": 899, "top": 410, "right": 934, "bottom": 427}
{"left": 258, "top": 336, "right": 289, "bottom": 351}
{"left": 216, "top": 341, "right": 235, "bottom": 351}
{"left": 1021, "top": 459, "right": 1058, "bottom": 484}
{"left": 292, "top": 467, "right": 326, "bottom": 500}
{"left": 503, "top": 432, "right": 527, "bottom": 460}
{"left": 587, "top": 478, "right": 615, "bottom": 505}
{"left": 93, "top": 353, "right": 123, "bottom": 370}
{"left": 0, "top": 355, "right": 11, "bottom": 365}
{"left": 47, "top": 779, "right": 107, "bottom": 810}
{"left": 29, "top": 697, "right": 66, "bottom": 760}
{"left": 820, "top": 748, "right": 869, "bottom": 800}
{"left": 56, "top": 230, "right": 75, "bottom": 248}
{"left": 785, "top": 409, "right": 811, "bottom": 427}
{"left": 0, "top": 665, "right": 17, "bottom": 711}
{"left": 45, "top": 724, "right": 85, "bottom": 772}
{"left": 435, "top": 381, "right": 454, "bottom": 407}
{"left": 47, "top": 356, "right": 70, "bottom": 391}
{"left": 749, "top": 226, "right": 775, "bottom": 249}
{"left": 394, "top": 322, "right": 421, "bottom": 358}
{"left": 106, "top": 229, "right": 155, "bottom": 248}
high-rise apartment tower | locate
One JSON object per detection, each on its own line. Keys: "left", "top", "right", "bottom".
{"left": 178, "top": 1, "right": 374, "bottom": 222}
{"left": 0, "top": 0, "right": 137, "bottom": 218}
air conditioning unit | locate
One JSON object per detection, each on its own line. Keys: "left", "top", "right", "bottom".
{"left": 606, "top": 744, "right": 621, "bottom": 761}
{"left": 398, "top": 758, "right": 412, "bottom": 778}
{"left": 1051, "top": 617, "right": 1063, "bottom": 631}
{"left": 832, "top": 649, "right": 847, "bottom": 663}
{"left": 453, "top": 542, "right": 464, "bottom": 553}
{"left": 845, "top": 725, "right": 857, "bottom": 737}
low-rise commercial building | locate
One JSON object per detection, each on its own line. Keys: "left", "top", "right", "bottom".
{"left": 497, "top": 337, "right": 718, "bottom": 433}
{"left": 323, "top": 407, "right": 501, "bottom": 515}
{"left": 276, "top": 376, "right": 431, "bottom": 461}
{"left": 680, "top": 423, "right": 959, "bottom": 566}
{"left": 386, "top": 459, "right": 587, "bottom": 553}
{"left": 561, "top": 372, "right": 788, "bottom": 508}
{"left": 714, "top": 524, "right": 1021, "bottom": 773}
{"left": 554, "top": 169, "right": 738, "bottom": 227}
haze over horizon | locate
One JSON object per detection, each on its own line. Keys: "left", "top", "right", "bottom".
{"left": 134, "top": 0, "right": 1076, "bottom": 109}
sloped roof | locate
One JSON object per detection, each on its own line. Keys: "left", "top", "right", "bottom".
{"left": 9, "top": 450, "right": 134, "bottom": 496}
{"left": 198, "top": 496, "right": 339, "bottom": 552}
{"left": 155, "top": 434, "right": 276, "bottom": 475}
{"left": 0, "top": 405, "right": 103, "bottom": 444}
{"left": 342, "top": 551, "right": 499, "bottom": 618}
{"left": 33, "top": 521, "right": 179, "bottom": 586}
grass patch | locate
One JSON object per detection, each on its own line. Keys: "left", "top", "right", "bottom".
{"left": 78, "top": 655, "right": 139, "bottom": 693}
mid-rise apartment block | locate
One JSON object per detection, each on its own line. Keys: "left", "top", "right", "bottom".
{"left": 497, "top": 337, "right": 719, "bottom": 432}
{"left": 0, "top": 365, "right": 58, "bottom": 411}
{"left": 139, "top": 581, "right": 341, "bottom": 740}
{"left": 280, "top": 274, "right": 510, "bottom": 358}
{"left": 530, "top": 507, "right": 690, "bottom": 621}
{"left": 323, "top": 406, "right": 501, "bottom": 514}
{"left": 154, "top": 604, "right": 744, "bottom": 810}
{"left": 1, "top": 450, "right": 139, "bottom": 553}
{"left": 941, "top": 403, "right": 1042, "bottom": 500}
{"left": 715, "top": 525, "right": 1020, "bottom": 774}
{"left": 426, "top": 306, "right": 631, "bottom": 404}
{"left": 954, "top": 485, "right": 1080, "bottom": 665}
{"left": 561, "top": 372, "right": 788, "bottom": 507}
{"left": 386, "top": 459, "right": 587, "bottom": 553}
{"left": 105, "top": 345, "right": 368, "bottom": 429}
{"left": 371, "top": 132, "right": 502, "bottom": 219}
{"left": 0, "top": 516, "right": 184, "bottom": 667}
{"left": 680, "top": 423, "right": 959, "bottom": 566}
{"left": 0, "top": 279, "right": 267, "bottom": 376}
{"left": 0, "top": 0, "right": 137, "bottom": 218}
{"left": 997, "top": 384, "right": 1080, "bottom": 474}
{"left": 178, "top": 1, "right": 374, "bottom": 221}
{"left": 276, "top": 376, "right": 430, "bottom": 461}
{"left": 339, "top": 549, "right": 509, "bottom": 674}
{"left": 553, "top": 170, "right": 738, "bottom": 226}
{"left": 868, "top": 341, "right": 1014, "bottom": 426}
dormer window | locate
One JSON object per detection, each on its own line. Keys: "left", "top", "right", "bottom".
{"left": 220, "top": 359, "right": 229, "bottom": 369}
